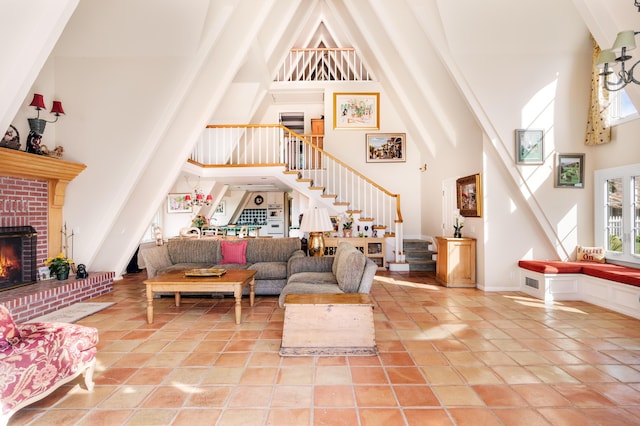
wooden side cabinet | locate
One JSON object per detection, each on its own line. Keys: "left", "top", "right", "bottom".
{"left": 435, "top": 237, "right": 476, "bottom": 287}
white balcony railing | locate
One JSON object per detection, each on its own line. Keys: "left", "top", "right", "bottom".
{"left": 190, "top": 125, "right": 404, "bottom": 260}
{"left": 274, "top": 48, "right": 372, "bottom": 82}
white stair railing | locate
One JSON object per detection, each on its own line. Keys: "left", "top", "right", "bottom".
{"left": 190, "top": 125, "right": 404, "bottom": 261}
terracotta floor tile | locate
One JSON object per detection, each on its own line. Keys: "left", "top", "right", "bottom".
{"left": 354, "top": 385, "right": 397, "bottom": 407}
{"left": 216, "top": 408, "right": 266, "bottom": 426}
{"left": 420, "top": 366, "right": 465, "bottom": 385}
{"left": 552, "top": 384, "right": 616, "bottom": 407}
{"left": 315, "top": 366, "right": 352, "bottom": 385}
{"left": 185, "top": 386, "right": 232, "bottom": 407}
{"left": 359, "top": 408, "right": 406, "bottom": 426}
{"left": 75, "top": 409, "right": 134, "bottom": 426}
{"left": 171, "top": 408, "right": 222, "bottom": 426}
{"left": 492, "top": 408, "right": 551, "bottom": 426}
{"left": 385, "top": 366, "right": 427, "bottom": 384}
{"left": 350, "top": 366, "right": 389, "bottom": 384}
{"left": 512, "top": 384, "right": 571, "bottom": 407}
{"left": 393, "top": 385, "right": 440, "bottom": 407}
{"left": 314, "top": 385, "right": 355, "bottom": 406}
{"left": 277, "top": 366, "right": 314, "bottom": 385}
{"left": 240, "top": 367, "right": 278, "bottom": 384}
{"left": 431, "top": 385, "right": 485, "bottom": 406}
{"left": 448, "top": 408, "right": 502, "bottom": 425}
{"left": 403, "top": 408, "right": 453, "bottom": 426}
{"left": 538, "top": 407, "right": 600, "bottom": 425}
{"left": 270, "top": 385, "right": 313, "bottom": 407}
{"left": 265, "top": 408, "right": 311, "bottom": 425}
{"left": 313, "top": 408, "right": 358, "bottom": 426}
{"left": 142, "top": 385, "right": 189, "bottom": 408}
{"left": 227, "top": 385, "right": 273, "bottom": 407}
{"left": 472, "top": 385, "right": 527, "bottom": 407}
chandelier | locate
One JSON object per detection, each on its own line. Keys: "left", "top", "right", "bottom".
{"left": 596, "top": 2, "right": 640, "bottom": 91}
{"left": 185, "top": 189, "right": 212, "bottom": 207}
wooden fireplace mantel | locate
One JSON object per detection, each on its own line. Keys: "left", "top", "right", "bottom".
{"left": 0, "top": 149, "right": 86, "bottom": 256}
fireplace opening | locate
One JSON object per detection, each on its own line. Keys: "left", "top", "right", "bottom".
{"left": 0, "top": 226, "right": 37, "bottom": 292}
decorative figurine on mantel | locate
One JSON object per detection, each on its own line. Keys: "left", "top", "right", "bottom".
{"left": 76, "top": 264, "right": 88, "bottom": 279}
{"left": 1, "top": 125, "right": 20, "bottom": 150}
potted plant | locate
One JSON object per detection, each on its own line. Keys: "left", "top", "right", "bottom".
{"left": 45, "top": 253, "right": 74, "bottom": 280}
{"left": 341, "top": 213, "right": 353, "bottom": 238}
{"left": 191, "top": 214, "right": 209, "bottom": 230}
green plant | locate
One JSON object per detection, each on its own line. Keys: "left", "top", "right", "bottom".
{"left": 342, "top": 213, "right": 353, "bottom": 230}
{"left": 45, "top": 253, "right": 73, "bottom": 276}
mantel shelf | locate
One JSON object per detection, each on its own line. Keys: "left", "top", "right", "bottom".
{"left": 0, "top": 148, "right": 86, "bottom": 256}
{"left": 0, "top": 148, "right": 86, "bottom": 181}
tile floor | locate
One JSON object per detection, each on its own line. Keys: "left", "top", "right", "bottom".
{"left": 7, "top": 271, "right": 640, "bottom": 425}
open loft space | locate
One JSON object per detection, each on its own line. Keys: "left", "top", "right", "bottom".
{"left": 2, "top": 1, "right": 640, "bottom": 423}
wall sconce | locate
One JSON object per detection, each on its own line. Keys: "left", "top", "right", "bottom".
{"left": 28, "top": 93, "right": 65, "bottom": 135}
{"left": 419, "top": 163, "right": 427, "bottom": 172}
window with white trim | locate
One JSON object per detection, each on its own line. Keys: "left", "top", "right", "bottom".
{"left": 595, "top": 164, "right": 640, "bottom": 265}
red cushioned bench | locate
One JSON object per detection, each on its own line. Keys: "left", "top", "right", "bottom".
{"left": 518, "top": 260, "right": 640, "bottom": 319}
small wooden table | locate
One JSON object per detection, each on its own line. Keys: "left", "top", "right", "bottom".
{"left": 280, "top": 293, "right": 377, "bottom": 356}
{"left": 144, "top": 269, "right": 256, "bottom": 324}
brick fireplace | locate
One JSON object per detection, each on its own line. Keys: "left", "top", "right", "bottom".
{"left": 0, "top": 149, "right": 114, "bottom": 322}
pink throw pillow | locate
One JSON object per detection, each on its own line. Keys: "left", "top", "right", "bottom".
{"left": 219, "top": 240, "right": 248, "bottom": 264}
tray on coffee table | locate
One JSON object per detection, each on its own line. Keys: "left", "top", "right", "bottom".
{"left": 184, "top": 268, "right": 226, "bottom": 277}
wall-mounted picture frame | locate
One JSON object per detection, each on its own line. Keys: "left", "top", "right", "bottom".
{"left": 366, "top": 133, "right": 406, "bottom": 163}
{"left": 167, "top": 193, "right": 193, "bottom": 213}
{"left": 456, "top": 173, "right": 482, "bottom": 217}
{"left": 515, "top": 129, "right": 544, "bottom": 165}
{"left": 555, "top": 153, "right": 585, "bottom": 188}
{"left": 333, "top": 92, "right": 380, "bottom": 129}
{"left": 215, "top": 200, "right": 225, "bottom": 214}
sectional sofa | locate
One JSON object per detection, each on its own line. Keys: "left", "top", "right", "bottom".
{"left": 141, "top": 237, "right": 304, "bottom": 295}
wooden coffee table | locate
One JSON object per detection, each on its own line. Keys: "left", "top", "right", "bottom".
{"left": 144, "top": 269, "right": 257, "bottom": 324}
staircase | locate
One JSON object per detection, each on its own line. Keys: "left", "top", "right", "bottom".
{"left": 188, "top": 124, "right": 405, "bottom": 262}
{"left": 403, "top": 239, "right": 436, "bottom": 272}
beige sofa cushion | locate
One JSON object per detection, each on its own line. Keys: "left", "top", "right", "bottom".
{"left": 334, "top": 243, "right": 366, "bottom": 293}
{"left": 167, "top": 239, "right": 219, "bottom": 264}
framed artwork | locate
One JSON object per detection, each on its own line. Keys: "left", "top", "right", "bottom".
{"left": 167, "top": 193, "right": 193, "bottom": 213}
{"left": 456, "top": 173, "right": 482, "bottom": 217}
{"left": 555, "top": 153, "right": 585, "bottom": 188}
{"left": 215, "top": 200, "right": 225, "bottom": 214}
{"left": 38, "top": 266, "right": 52, "bottom": 281}
{"left": 333, "top": 92, "right": 380, "bottom": 129}
{"left": 515, "top": 129, "right": 544, "bottom": 165}
{"left": 366, "top": 133, "right": 406, "bottom": 163}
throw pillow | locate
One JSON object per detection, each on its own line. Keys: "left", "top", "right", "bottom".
{"left": 335, "top": 245, "right": 366, "bottom": 293}
{"left": 576, "top": 245, "right": 606, "bottom": 263}
{"left": 219, "top": 240, "right": 248, "bottom": 264}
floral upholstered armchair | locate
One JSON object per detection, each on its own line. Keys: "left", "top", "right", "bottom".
{"left": 0, "top": 305, "right": 98, "bottom": 425}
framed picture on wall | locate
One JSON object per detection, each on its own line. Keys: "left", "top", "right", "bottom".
{"left": 515, "top": 129, "right": 544, "bottom": 165}
{"left": 456, "top": 173, "right": 482, "bottom": 217}
{"left": 167, "top": 193, "right": 193, "bottom": 213}
{"left": 215, "top": 200, "right": 225, "bottom": 214}
{"left": 555, "top": 153, "right": 585, "bottom": 188}
{"left": 333, "top": 92, "right": 380, "bottom": 129}
{"left": 366, "top": 133, "right": 406, "bottom": 162}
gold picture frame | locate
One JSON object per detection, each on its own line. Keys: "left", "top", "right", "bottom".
{"left": 333, "top": 92, "right": 380, "bottom": 129}
{"left": 456, "top": 173, "right": 482, "bottom": 217}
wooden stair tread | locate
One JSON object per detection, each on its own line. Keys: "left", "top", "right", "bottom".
{"left": 309, "top": 186, "right": 325, "bottom": 191}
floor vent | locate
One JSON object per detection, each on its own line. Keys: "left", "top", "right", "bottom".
{"left": 525, "top": 277, "right": 539, "bottom": 289}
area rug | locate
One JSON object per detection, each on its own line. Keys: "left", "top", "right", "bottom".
{"left": 27, "top": 302, "right": 115, "bottom": 323}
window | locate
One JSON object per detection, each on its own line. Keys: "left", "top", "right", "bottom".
{"left": 605, "top": 89, "right": 638, "bottom": 125}
{"left": 140, "top": 208, "right": 162, "bottom": 243}
{"left": 595, "top": 164, "right": 640, "bottom": 265}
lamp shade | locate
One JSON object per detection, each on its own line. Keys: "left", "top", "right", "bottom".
{"left": 596, "top": 49, "right": 617, "bottom": 68}
{"left": 612, "top": 30, "right": 637, "bottom": 52}
{"left": 29, "top": 94, "right": 46, "bottom": 110}
{"left": 300, "top": 207, "right": 333, "bottom": 233}
{"left": 50, "top": 101, "right": 65, "bottom": 115}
